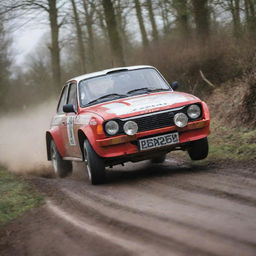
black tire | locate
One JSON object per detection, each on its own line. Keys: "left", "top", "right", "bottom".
{"left": 188, "top": 137, "right": 209, "bottom": 160}
{"left": 151, "top": 154, "right": 166, "bottom": 164}
{"left": 50, "top": 140, "right": 72, "bottom": 178}
{"left": 84, "top": 140, "right": 106, "bottom": 185}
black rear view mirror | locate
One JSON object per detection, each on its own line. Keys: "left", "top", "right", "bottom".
{"left": 171, "top": 81, "right": 179, "bottom": 91}
{"left": 63, "top": 104, "right": 75, "bottom": 113}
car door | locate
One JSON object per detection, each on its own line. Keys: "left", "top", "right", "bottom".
{"left": 55, "top": 84, "right": 69, "bottom": 157}
{"left": 65, "top": 82, "right": 81, "bottom": 157}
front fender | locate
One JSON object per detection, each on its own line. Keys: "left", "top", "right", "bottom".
{"left": 202, "top": 101, "right": 210, "bottom": 120}
{"left": 76, "top": 114, "right": 106, "bottom": 159}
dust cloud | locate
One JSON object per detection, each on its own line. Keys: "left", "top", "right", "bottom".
{"left": 0, "top": 101, "right": 57, "bottom": 175}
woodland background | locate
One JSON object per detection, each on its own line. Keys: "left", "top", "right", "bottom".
{"left": 0, "top": 0, "right": 256, "bottom": 127}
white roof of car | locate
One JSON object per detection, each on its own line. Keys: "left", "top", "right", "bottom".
{"left": 68, "top": 65, "right": 154, "bottom": 83}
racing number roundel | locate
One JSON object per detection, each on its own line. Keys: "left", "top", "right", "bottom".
{"left": 67, "top": 116, "right": 76, "bottom": 146}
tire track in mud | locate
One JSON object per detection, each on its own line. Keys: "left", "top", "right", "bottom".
{"left": 60, "top": 181, "right": 256, "bottom": 247}
{"left": 136, "top": 179, "right": 256, "bottom": 219}
{"left": 46, "top": 200, "right": 147, "bottom": 256}
{"left": 41, "top": 167, "right": 256, "bottom": 256}
{"left": 6, "top": 158, "right": 256, "bottom": 256}
{"left": 47, "top": 199, "right": 215, "bottom": 256}
{"left": 62, "top": 188, "right": 256, "bottom": 254}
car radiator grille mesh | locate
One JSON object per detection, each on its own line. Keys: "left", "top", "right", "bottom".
{"left": 134, "top": 112, "right": 175, "bottom": 132}
{"left": 117, "top": 110, "right": 176, "bottom": 134}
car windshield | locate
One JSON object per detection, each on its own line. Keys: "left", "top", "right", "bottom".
{"left": 79, "top": 68, "right": 171, "bottom": 106}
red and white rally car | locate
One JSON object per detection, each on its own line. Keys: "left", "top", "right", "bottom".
{"left": 46, "top": 65, "right": 210, "bottom": 184}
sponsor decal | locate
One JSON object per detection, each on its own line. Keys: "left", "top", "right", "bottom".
{"left": 51, "top": 116, "right": 63, "bottom": 126}
{"left": 75, "top": 116, "right": 90, "bottom": 125}
{"left": 67, "top": 116, "right": 76, "bottom": 146}
{"left": 103, "top": 94, "right": 189, "bottom": 115}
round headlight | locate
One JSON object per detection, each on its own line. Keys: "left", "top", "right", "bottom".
{"left": 105, "top": 120, "right": 119, "bottom": 135}
{"left": 174, "top": 113, "right": 188, "bottom": 128}
{"left": 187, "top": 104, "right": 201, "bottom": 119}
{"left": 123, "top": 121, "right": 138, "bottom": 136}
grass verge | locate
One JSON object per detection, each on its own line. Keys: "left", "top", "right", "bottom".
{"left": 172, "top": 119, "right": 256, "bottom": 163}
{"left": 0, "top": 167, "right": 43, "bottom": 225}
{"left": 208, "top": 120, "right": 256, "bottom": 160}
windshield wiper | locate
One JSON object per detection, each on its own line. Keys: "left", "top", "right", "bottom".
{"left": 127, "top": 87, "right": 170, "bottom": 95}
{"left": 88, "top": 93, "right": 127, "bottom": 105}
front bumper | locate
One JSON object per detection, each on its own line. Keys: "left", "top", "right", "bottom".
{"left": 94, "top": 119, "right": 210, "bottom": 158}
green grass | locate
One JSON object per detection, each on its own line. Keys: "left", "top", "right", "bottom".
{"left": 173, "top": 119, "right": 256, "bottom": 162}
{"left": 208, "top": 120, "right": 256, "bottom": 160}
{"left": 0, "top": 168, "right": 43, "bottom": 225}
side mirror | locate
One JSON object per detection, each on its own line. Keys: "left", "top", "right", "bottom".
{"left": 63, "top": 104, "right": 75, "bottom": 113}
{"left": 171, "top": 81, "right": 179, "bottom": 91}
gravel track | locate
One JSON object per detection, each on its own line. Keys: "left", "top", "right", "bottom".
{"left": 1, "top": 157, "right": 256, "bottom": 256}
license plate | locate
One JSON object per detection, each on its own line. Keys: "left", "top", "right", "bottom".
{"left": 139, "top": 132, "right": 179, "bottom": 151}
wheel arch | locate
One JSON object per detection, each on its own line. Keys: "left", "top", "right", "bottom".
{"left": 46, "top": 132, "right": 53, "bottom": 160}
{"left": 78, "top": 129, "right": 88, "bottom": 161}
{"left": 77, "top": 125, "right": 103, "bottom": 160}
{"left": 46, "top": 129, "right": 66, "bottom": 160}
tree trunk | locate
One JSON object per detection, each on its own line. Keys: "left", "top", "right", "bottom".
{"left": 244, "top": 0, "right": 250, "bottom": 26}
{"left": 245, "top": 0, "right": 256, "bottom": 37}
{"left": 48, "top": 0, "right": 61, "bottom": 88}
{"left": 115, "top": 1, "right": 129, "bottom": 57}
{"left": 71, "top": 0, "right": 86, "bottom": 73}
{"left": 173, "top": 0, "right": 190, "bottom": 38}
{"left": 102, "top": 0, "right": 125, "bottom": 66}
{"left": 228, "top": 0, "right": 242, "bottom": 38}
{"left": 191, "top": 0, "right": 210, "bottom": 43}
{"left": 82, "top": 0, "right": 95, "bottom": 71}
{"left": 159, "top": 0, "right": 171, "bottom": 35}
{"left": 146, "top": 0, "right": 159, "bottom": 41}
{"left": 134, "top": 0, "right": 149, "bottom": 47}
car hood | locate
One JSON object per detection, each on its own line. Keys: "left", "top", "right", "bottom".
{"left": 82, "top": 91, "right": 200, "bottom": 120}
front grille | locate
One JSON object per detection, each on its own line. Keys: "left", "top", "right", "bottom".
{"left": 133, "top": 111, "right": 175, "bottom": 132}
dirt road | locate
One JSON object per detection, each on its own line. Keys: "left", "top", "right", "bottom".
{"left": 1, "top": 157, "right": 256, "bottom": 256}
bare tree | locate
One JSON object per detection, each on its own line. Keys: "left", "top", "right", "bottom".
{"left": 215, "top": 0, "right": 242, "bottom": 38}
{"left": 146, "top": 0, "right": 159, "bottom": 41}
{"left": 173, "top": 0, "right": 190, "bottom": 38}
{"left": 134, "top": 0, "right": 149, "bottom": 47}
{"left": 114, "top": 0, "right": 133, "bottom": 55}
{"left": 102, "top": 0, "right": 125, "bottom": 66}
{"left": 191, "top": 0, "right": 210, "bottom": 42}
{"left": 82, "top": 0, "right": 96, "bottom": 71}
{"left": 47, "top": 0, "right": 63, "bottom": 88}
{"left": 70, "top": 0, "right": 87, "bottom": 73}
{"left": 0, "top": 16, "right": 12, "bottom": 109}
{"left": 244, "top": 0, "right": 256, "bottom": 37}
{"left": 3, "top": 0, "right": 65, "bottom": 88}
{"left": 158, "top": 0, "right": 172, "bottom": 35}
{"left": 230, "top": 0, "right": 242, "bottom": 38}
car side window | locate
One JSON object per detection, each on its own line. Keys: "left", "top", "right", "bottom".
{"left": 67, "top": 83, "right": 77, "bottom": 110}
{"left": 57, "top": 85, "right": 68, "bottom": 113}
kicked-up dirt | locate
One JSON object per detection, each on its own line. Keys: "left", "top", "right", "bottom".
{"left": 1, "top": 157, "right": 256, "bottom": 256}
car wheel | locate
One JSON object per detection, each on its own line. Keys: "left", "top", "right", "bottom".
{"left": 50, "top": 140, "right": 72, "bottom": 178}
{"left": 84, "top": 140, "right": 106, "bottom": 185}
{"left": 188, "top": 137, "right": 209, "bottom": 160}
{"left": 151, "top": 154, "right": 166, "bottom": 164}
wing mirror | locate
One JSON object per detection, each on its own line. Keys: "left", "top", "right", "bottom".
{"left": 63, "top": 104, "right": 76, "bottom": 113}
{"left": 171, "top": 81, "right": 179, "bottom": 91}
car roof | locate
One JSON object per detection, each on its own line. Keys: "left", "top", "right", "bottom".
{"left": 67, "top": 65, "right": 155, "bottom": 84}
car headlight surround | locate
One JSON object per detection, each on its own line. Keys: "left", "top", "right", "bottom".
{"left": 174, "top": 113, "right": 188, "bottom": 128}
{"left": 105, "top": 120, "right": 119, "bottom": 135}
{"left": 123, "top": 121, "right": 138, "bottom": 136}
{"left": 187, "top": 104, "right": 201, "bottom": 119}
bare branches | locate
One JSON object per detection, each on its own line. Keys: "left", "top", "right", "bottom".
{"left": 199, "top": 70, "right": 215, "bottom": 88}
